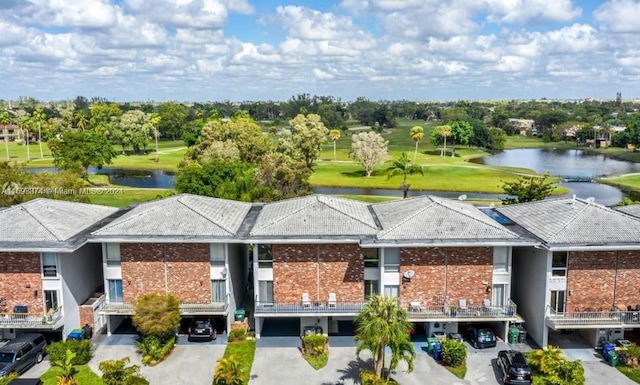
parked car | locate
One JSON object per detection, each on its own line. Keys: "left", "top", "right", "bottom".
{"left": 448, "top": 332, "right": 463, "bottom": 342}
{"left": 497, "top": 350, "right": 532, "bottom": 384}
{"left": 188, "top": 318, "right": 217, "bottom": 342}
{"left": 8, "top": 379, "right": 44, "bottom": 385}
{"left": 0, "top": 333, "right": 47, "bottom": 377}
{"left": 467, "top": 327, "right": 497, "bottom": 349}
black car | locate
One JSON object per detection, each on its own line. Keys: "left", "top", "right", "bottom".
{"left": 497, "top": 350, "right": 532, "bottom": 385}
{"left": 188, "top": 318, "right": 217, "bottom": 342}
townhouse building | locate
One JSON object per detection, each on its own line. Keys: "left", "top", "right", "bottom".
{"left": 89, "top": 194, "right": 253, "bottom": 335}
{"left": 248, "top": 194, "right": 532, "bottom": 341}
{"left": 0, "top": 199, "right": 119, "bottom": 341}
{"left": 496, "top": 196, "right": 640, "bottom": 348}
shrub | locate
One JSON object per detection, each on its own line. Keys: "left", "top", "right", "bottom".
{"left": 47, "top": 340, "right": 92, "bottom": 366}
{"left": 135, "top": 335, "right": 175, "bottom": 365}
{"left": 441, "top": 339, "right": 466, "bottom": 367}
{"left": 132, "top": 293, "right": 181, "bottom": 337}
{"left": 228, "top": 328, "right": 247, "bottom": 343}
{"left": 301, "top": 334, "right": 327, "bottom": 357}
{"left": 213, "top": 355, "right": 244, "bottom": 385}
{"left": 359, "top": 370, "right": 398, "bottom": 385}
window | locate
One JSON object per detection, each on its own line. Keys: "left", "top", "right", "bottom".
{"left": 384, "top": 249, "right": 400, "bottom": 272}
{"left": 550, "top": 290, "right": 566, "bottom": 313}
{"left": 364, "top": 249, "right": 379, "bottom": 268}
{"left": 211, "top": 280, "right": 226, "bottom": 303}
{"left": 492, "top": 284, "right": 505, "bottom": 307}
{"left": 384, "top": 285, "right": 399, "bottom": 298}
{"left": 108, "top": 280, "right": 123, "bottom": 303}
{"left": 210, "top": 244, "right": 225, "bottom": 266}
{"left": 552, "top": 252, "right": 568, "bottom": 277}
{"left": 364, "top": 280, "right": 378, "bottom": 299}
{"left": 257, "top": 244, "right": 273, "bottom": 268}
{"left": 493, "top": 247, "right": 508, "bottom": 272}
{"left": 41, "top": 253, "right": 58, "bottom": 277}
{"left": 106, "top": 244, "right": 120, "bottom": 267}
{"left": 258, "top": 280, "right": 273, "bottom": 303}
{"left": 44, "top": 290, "right": 59, "bottom": 312}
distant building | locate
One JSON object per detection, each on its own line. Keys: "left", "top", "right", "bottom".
{"left": 509, "top": 119, "right": 536, "bottom": 136}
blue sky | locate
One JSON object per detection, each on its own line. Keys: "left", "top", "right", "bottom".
{"left": 1, "top": 0, "right": 639, "bottom": 102}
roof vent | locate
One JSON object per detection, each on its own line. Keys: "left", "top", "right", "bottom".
{"left": 458, "top": 194, "right": 467, "bottom": 201}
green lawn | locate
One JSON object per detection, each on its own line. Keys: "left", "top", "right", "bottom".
{"left": 40, "top": 365, "right": 104, "bottom": 385}
{"left": 220, "top": 339, "right": 256, "bottom": 385}
{"left": 618, "top": 366, "right": 640, "bottom": 383}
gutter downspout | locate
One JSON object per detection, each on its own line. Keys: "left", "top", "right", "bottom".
{"left": 317, "top": 245, "right": 320, "bottom": 302}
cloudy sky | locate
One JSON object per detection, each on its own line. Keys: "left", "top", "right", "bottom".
{"left": 0, "top": 0, "right": 638, "bottom": 102}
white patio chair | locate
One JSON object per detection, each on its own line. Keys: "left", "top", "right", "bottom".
{"left": 302, "top": 293, "right": 312, "bottom": 308}
{"left": 328, "top": 293, "right": 337, "bottom": 307}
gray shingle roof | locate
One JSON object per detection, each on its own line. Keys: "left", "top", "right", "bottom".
{"left": 0, "top": 198, "right": 119, "bottom": 251}
{"left": 249, "top": 194, "right": 379, "bottom": 238}
{"left": 372, "top": 196, "right": 520, "bottom": 242}
{"left": 614, "top": 204, "right": 640, "bottom": 219}
{"left": 496, "top": 197, "right": 640, "bottom": 245}
{"left": 92, "top": 194, "right": 252, "bottom": 239}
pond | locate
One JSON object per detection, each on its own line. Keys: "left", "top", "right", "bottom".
{"left": 470, "top": 148, "right": 640, "bottom": 179}
{"left": 27, "top": 167, "right": 175, "bottom": 189}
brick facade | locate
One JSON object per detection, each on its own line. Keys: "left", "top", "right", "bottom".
{"left": 120, "top": 243, "right": 211, "bottom": 304}
{"left": 566, "top": 250, "right": 640, "bottom": 311}
{"left": 272, "top": 244, "right": 363, "bottom": 303}
{"left": 0, "top": 252, "right": 43, "bottom": 313}
{"left": 399, "top": 247, "right": 492, "bottom": 306}
{"left": 78, "top": 305, "right": 94, "bottom": 330}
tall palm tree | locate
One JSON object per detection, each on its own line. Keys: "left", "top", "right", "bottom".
{"left": 32, "top": 108, "right": 46, "bottom": 159}
{"left": 0, "top": 111, "right": 10, "bottom": 160}
{"left": 409, "top": 126, "right": 424, "bottom": 162}
{"left": 435, "top": 124, "right": 451, "bottom": 156}
{"left": 329, "top": 129, "right": 341, "bottom": 160}
{"left": 19, "top": 114, "right": 31, "bottom": 161}
{"left": 148, "top": 113, "right": 161, "bottom": 163}
{"left": 355, "top": 294, "right": 415, "bottom": 379}
{"left": 386, "top": 152, "right": 424, "bottom": 199}
{"left": 74, "top": 109, "right": 88, "bottom": 131}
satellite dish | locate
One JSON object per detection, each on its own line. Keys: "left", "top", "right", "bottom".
{"left": 458, "top": 194, "right": 467, "bottom": 201}
{"left": 403, "top": 270, "right": 415, "bottom": 279}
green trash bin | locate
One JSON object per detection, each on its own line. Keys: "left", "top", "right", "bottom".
{"left": 234, "top": 308, "right": 246, "bottom": 322}
{"left": 508, "top": 326, "right": 519, "bottom": 344}
{"left": 427, "top": 337, "right": 439, "bottom": 354}
{"left": 609, "top": 351, "right": 618, "bottom": 367}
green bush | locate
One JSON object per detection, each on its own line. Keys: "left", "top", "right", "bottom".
{"left": 359, "top": 370, "right": 398, "bottom": 385}
{"left": 135, "top": 335, "right": 175, "bottom": 365}
{"left": 46, "top": 339, "right": 92, "bottom": 366}
{"left": 301, "top": 334, "right": 327, "bottom": 357}
{"left": 228, "top": 328, "right": 247, "bottom": 343}
{"left": 441, "top": 339, "right": 466, "bottom": 367}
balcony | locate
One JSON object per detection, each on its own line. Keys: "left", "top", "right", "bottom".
{"left": 100, "top": 302, "right": 228, "bottom": 316}
{"left": 0, "top": 309, "right": 63, "bottom": 329}
{"left": 254, "top": 301, "right": 364, "bottom": 316}
{"left": 405, "top": 300, "right": 519, "bottom": 322}
{"left": 546, "top": 308, "right": 640, "bottom": 329}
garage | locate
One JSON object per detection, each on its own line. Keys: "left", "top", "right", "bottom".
{"left": 256, "top": 317, "right": 301, "bottom": 347}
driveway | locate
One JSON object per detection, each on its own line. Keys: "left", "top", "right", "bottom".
{"left": 250, "top": 342, "right": 468, "bottom": 385}
{"left": 89, "top": 334, "right": 225, "bottom": 385}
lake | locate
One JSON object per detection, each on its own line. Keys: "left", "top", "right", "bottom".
{"left": 27, "top": 167, "right": 175, "bottom": 189}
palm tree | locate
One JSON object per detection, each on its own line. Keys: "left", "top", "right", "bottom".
{"left": 435, "top": 125, "right": 451, "bottom": 157}
{"left": 386, "top": 153, "right": 424, "bottom": 199}
{"left": 148, "top": 113, "right": 161, "bottom": 163}
{"left": 0, "top": 111, "right": 10, "bottom": 160}
{"left": 409, "top": 126, "right": 424, "bottom": 162}
{"left": 329, "top": 129, "right": 341, "bottom": 160}
{"left": 19, "top": 114, "right": 31, "bottom": 161}
{"left": 32, "top": 108, "right": 46, "bottom": 159}
{"left": 214, "top": 355, "right": 244, "bottom": 385}
{"left": 74, "top": 109, "right": 88, "bottom": 131}
{"left": 355, "top": 294, "right": 415, "bottom": 379}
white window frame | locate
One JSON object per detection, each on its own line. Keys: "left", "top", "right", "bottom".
{"left": 210, "top": 244, "right": 225, "bottom": 266}
{"left": 258, "top": 280, "right": 273, "bottom": 304}
{"left": 551, "top": 251, "right": 568, "bottom": 277}
{"left": 384, "top": 248, "right": 400, "bottom": 272}
{"left": 108, "top": 280, "right": 123, "bottom": 303}
{"left": 211, "top": 280, "right": 227, "bottom": 303}
{"left": 493, "top": 247, "right": 509, "bottom": 272}
{"left": 257, "top": 244, "right": 273, "bottom": 269}
{"left": 384, "top": 285, "right": 399, "bottom": 298}
{"left": 364, "top": 249, "right": 379, "bottom": 268}
{"left": 41, "top": 253, "right": 58, "bottom": 278}
{"left": 364, "top": 280, "right": 379, "bottom": 299}
{"left": 44, "top": 290, "right": 59, "bottom": 312}
{"left": 105, "top": 243, "right": 121, "bottom": 267}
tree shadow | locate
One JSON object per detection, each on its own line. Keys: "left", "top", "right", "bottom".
{"left": 318, "top": 357, "right": 373, "bottom": 385}
{"left": 340, "top": 169, "right": 387, "bottom": 178}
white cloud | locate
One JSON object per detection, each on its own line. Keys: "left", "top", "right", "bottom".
{"left": 313, "top": 68, "right": 335, "bottom": 79}
{"left": 124, "top": 0, "right": 253, "bottom": 29}
{"left": 486, "top": 0, "right": 581, "bottom": 25}
{"left": 20, "top": 0, "right": 119, "bottom": 28}
{"left": 594, "top": 0, "right": 640, "bottom": 33}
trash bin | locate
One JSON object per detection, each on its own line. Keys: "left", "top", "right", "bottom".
{"left": 427, "top": 337, "right": 439, "bottom": 354}
{"left": 508, "top": 326, "right": 519, "bottom": 344}
{"left": 82, "top": 324, "right": 93, "bottom": 340}
{"left": 518, "top": 328, "right": 527, "bottom": 344}
{"left": 433, "top": 342, "right": 441, "bottom": 361}
{"left": 67, "top": 328, "right": 85, "bottom": 341}
{"left": 602, "top": 343, "right": 615, "bottom": 360}
{"left": 234, "top": 308, "right": 246, "bottom": 322}
{"left": 609, "top": 351, "right": 618, "bottom": 367}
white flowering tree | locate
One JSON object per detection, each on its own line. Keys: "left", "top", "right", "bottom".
{"left": 350, "top": 131, "right": 388, "bottom": 177}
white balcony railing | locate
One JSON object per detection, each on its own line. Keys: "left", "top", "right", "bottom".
{"left": 254, "top": 301, "right": 364, "bottom": 314}
{"left": 101, "top": 301, "right": 228, "bottom": 315}
{"left": 406, "top": 300, "right": 518, "bottom": 320}
{"left": 0, "top": 309, "right": 62, "bottom": 329}
{"left": 546, "top": 308, "right": 640, "bottom": 328}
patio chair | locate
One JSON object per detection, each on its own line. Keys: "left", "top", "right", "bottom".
{"left": 459, "top": 299, "right": 467, "bottom": 315}
{"left": 328, "top": 293, "right": 337, "bottom": 307}
{"left": 302, "top": 293, "right": 312, "bottom": 308}
{"left": 483, "top": 299, "right": 495, "bottom": 316}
